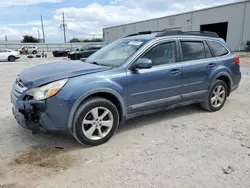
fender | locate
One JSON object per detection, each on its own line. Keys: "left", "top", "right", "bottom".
{"left": 67, "top": 88, "right": 126, "bottom": 131}
{"left": 209, "top": 68, "right": 233, "bottom": 92}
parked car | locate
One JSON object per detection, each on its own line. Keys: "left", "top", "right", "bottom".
{"left": 52, "top": 48, "right": 75, "bottom": 57}
{"left": 246, "top": 41, "right": 250, "bottom": 52}
{"left": 68, "top": 45, "right": 104, "bottom": 60}
{"left": 11, "top": 30, "right": 241, "bottom": 146}
{"left": 19, "top": 46, "right": 38, "bottom": 54}
{"left": 0, "top": 49, "right": 20, "bottom": 62}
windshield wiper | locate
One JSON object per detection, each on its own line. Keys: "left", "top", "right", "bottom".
{"left": 89, "top": 61, "right": 108, "bottom": 66}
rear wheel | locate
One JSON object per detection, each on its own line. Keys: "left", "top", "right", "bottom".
{"left": 8, "top": 56, "right": 16, "bottom": 62}
{"left": 73, "top": 97, "right": 119, "bottom": 146}
{"left": 201, "top": 80, "right": 228, "bottom": 112}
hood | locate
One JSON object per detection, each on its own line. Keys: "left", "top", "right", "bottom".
{"left": 19, "top": 61, "right": 111, "bottom": 88}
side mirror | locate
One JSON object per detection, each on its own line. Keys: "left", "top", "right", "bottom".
{"left": 80, "top": 58, "right": 86, "bottom": 62}
{"left": 134, "top": 58, "right": 152, "bottom": 69}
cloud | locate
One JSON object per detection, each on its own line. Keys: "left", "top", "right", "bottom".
{"left": 8, "top": 20, "right": 51, "bottom": 27}
{"left": 53, "top": 2, "right": 179, "bottom": 39}
{"left": 0, "top": 0, "right": 64, "bottom": 7}
{"left": 53, "top": 0, "right": 236, "bottom": 40}
{"left": 0, "top": 25, "right": 58, "bottom": 41}
{"left": 1, "top": 0, "right": 238, "bottom": 42}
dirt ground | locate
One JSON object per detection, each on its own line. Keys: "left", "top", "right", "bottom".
{"left": 0, "top": 53, "right": 250, "bottom": 188}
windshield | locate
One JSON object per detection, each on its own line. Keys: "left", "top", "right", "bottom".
{"left": 80, "top": 45, "right": 90, "bottom": 51}
{"left": 86, "top": 39, "right": 147, "bottom": 67}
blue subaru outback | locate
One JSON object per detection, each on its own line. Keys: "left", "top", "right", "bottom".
{"left": 11, "top": 30, "right": 241, "bottom": 146}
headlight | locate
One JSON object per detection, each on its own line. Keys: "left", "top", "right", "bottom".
{"left": 27, "top": 79, "right": 68, "bottom": 100}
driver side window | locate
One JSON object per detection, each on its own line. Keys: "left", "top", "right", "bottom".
{"left": 142, "top": 41, "right": 177, "bottom": 66}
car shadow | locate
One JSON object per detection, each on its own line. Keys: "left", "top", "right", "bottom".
{"left": 16, "top": 104, "right": 205, "bottom": 150}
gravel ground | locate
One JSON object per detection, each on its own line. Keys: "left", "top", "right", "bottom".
{"left": 0, "top": 53, "right": 250, "bottom": 188}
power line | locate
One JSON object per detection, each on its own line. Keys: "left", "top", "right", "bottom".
{"left": 40, "top": 15, "right": 45, "bottom": 43}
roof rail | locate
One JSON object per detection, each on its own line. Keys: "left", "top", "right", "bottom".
{"left": 125, "top": 30, "right": 165, "bottom": 37}
{"left": 124, "top": 27, "right": 183, "bottom": 38}
{"left": 155, "top": 30, "right": 219, "bottom": 38}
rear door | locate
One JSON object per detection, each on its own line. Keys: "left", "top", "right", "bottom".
{"left": 180, "top": 39, "right": 214, "bottom": 101}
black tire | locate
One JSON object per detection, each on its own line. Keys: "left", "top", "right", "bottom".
{"left": 8, "top": 56, "right": 16, "bottom": 62}
{"left": 75, "top": 54, "right": 81, "bottom": 60}
{"left": 32, "top": 50, "right": 38, "bottom": 54}
{"left": 201, "top": 80, "right": 228, "bottom": 112}
{"left": 73, "top": 97, "right": 119, "bottom": 146}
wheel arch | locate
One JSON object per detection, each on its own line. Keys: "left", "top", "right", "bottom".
{"left": 67, "top": 88, "right": 126, "bottom": 132}
{"left": 212, "top": 72, "right": 232, "bottom": 96}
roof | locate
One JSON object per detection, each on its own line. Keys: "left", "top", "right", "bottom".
{"left": 103, "top": 0, "right": 249, "bottom": 30}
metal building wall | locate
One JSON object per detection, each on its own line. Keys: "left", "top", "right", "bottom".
{"left": 191, "top": 2, "right": 245, "bottom": 50}
{"left": 242, "top": 1, "right": 250, "bottom": 48}
{"left": 103, "top": 1, "right": 249, "bottom": 51}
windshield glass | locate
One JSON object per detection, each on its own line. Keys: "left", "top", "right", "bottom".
{"left": 86, "top": 39, "right": 147, "bottom": 67}
{"left": 80, "top": 45, "right": 90, "bottom": 51}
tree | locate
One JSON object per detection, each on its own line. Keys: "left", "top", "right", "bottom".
{"left": 69, "top": 38, "right": 103, "bottom": 43}
{"left": 69, "top": 38, "right": 81, "bottom": 43}
{"left": 82, "top": 38, "right": 103, "bottom": 42}
{"left": 21, "top": 35, "right": 39, "bottom": 43}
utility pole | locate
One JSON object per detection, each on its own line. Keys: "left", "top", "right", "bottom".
{"left": 38, "top": 29, "right": 40, "bottom": 41}
{"left": 40, "top": 15, "right": 45, "bottom": 43}
{"left": 62, "top": 12, "right": 67, "bottom": 43}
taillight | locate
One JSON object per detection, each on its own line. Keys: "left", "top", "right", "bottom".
{"left": 234, "top": 56, "right": 240, "bottom": 64}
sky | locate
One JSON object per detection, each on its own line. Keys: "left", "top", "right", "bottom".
{"left": 0, "top": 0, "right": 239, "bottom": 43}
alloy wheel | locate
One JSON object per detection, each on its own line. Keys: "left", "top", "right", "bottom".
{"left": 82, "top": 107, "right": 114, "bottom": 140}
{"left": 211, "top": 85, "right": 226, "bottom": 108}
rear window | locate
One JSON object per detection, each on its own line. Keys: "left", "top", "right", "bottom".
{"left": 209, "top": 41, "right": 229, "bottom": 57}
{"left": 181, "top": 41, "right": 205, "bottom": 61}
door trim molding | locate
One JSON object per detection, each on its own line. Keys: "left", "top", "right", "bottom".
{"left": 128, "top": 95, "right": 180, "bottom": 113}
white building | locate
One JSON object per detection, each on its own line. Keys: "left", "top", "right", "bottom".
{"left": 103, "top": 0, "right": 250, "bottom": 51}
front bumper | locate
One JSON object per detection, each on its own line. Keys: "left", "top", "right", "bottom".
{"left": 11, "top": 83, "right": 70, "bottom": 134}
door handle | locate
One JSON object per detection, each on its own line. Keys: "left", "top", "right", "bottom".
{"left": 169, "top": 69, "right": 181, "bottom": 76}
{"left": 208, "top": 63, "right": 216, "bottom": 68}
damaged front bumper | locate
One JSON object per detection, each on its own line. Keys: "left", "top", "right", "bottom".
{"left": 11, "top": 82, "right": 57, "bottom": 134}
{"left": 12, "top": 98, "right": 46, "bottom": 134}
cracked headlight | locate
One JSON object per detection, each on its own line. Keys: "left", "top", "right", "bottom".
{"left": 27, "top": 79, "right": 68, "bottom": 101}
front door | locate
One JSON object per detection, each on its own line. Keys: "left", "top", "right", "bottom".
{"left": 127, "top": 40, "right": 182, "bottom": 113}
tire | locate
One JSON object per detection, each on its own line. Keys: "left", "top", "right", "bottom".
{"left": 201, "top": 80, "right": 228, "bottom": 112}
{"left": 8, "top": 56, "right": 16, "bottom": 62}
{"left": 73, "top": 97, "right": 119, "bottom": 146}
{"left": 75, "top": 54, "right": 81, "bottom": 60}
{"left": 32, "top": 50, "right": 38, "bottom": 54}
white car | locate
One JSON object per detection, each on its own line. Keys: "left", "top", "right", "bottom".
{"left": 19, "top": 46, "right": 38, "bottom": 54}
{"left": 0, "top": 49, "right": 20, "bottom": 62}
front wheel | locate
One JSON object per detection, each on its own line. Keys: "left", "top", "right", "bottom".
{"left": 8, "top": 56, "right": 16, "bottom": 62}
{"left": 201, "top": 80, "right": 228, "bottom": 112}
{"left": 73, "top": 97, "right": 119, "bottom": 146}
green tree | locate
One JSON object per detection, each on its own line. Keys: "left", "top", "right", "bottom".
{"left": 69, "top": 38, "right": 81, "bottom": 43}
{"left": 69, "top": 38, "right": 104, "bottom": 43}
{"left": 21, "top": 35, "right": 39, "bottom": 43}
{"left": 82, "top": 38, "right": 103, "bottom": 42}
